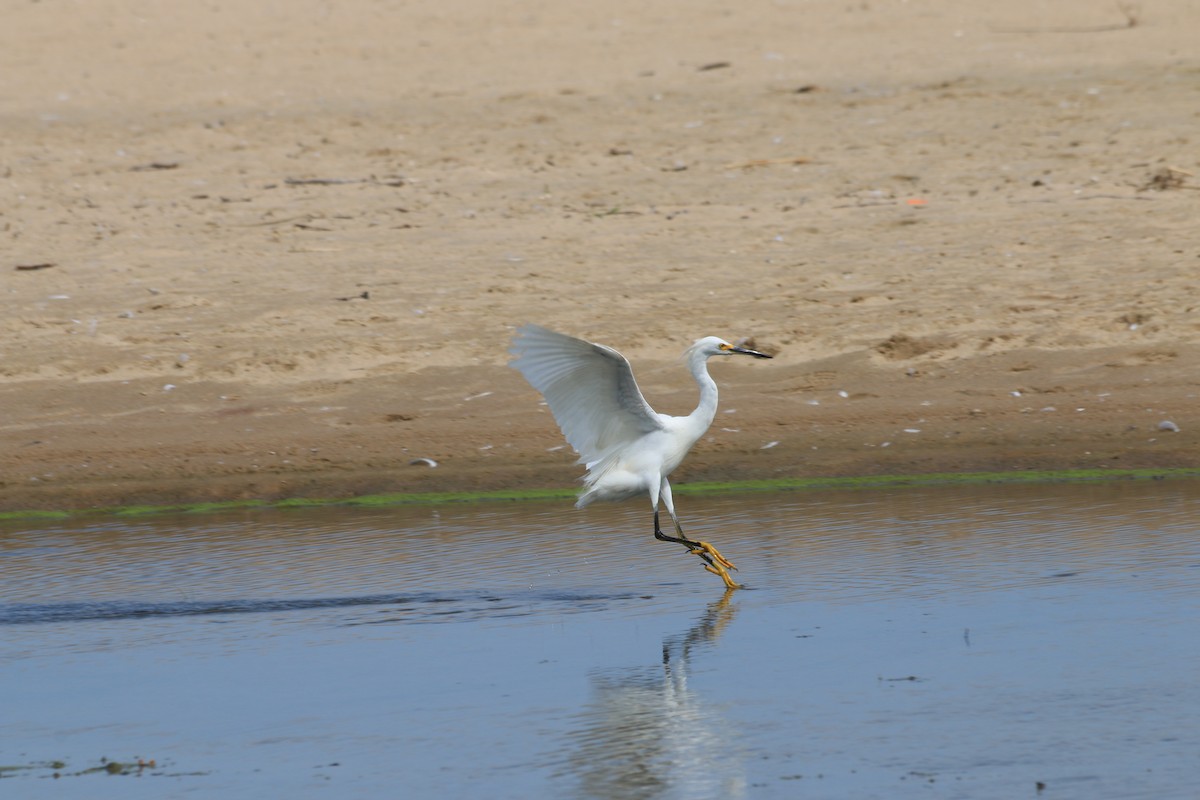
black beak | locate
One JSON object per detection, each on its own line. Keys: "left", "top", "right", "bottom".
{"left": 729, "top": 345, "right": 772, "bottom": 359}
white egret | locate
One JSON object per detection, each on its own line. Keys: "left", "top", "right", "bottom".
{"left": 509, "top": 324, "right": 772, "bottom": 589}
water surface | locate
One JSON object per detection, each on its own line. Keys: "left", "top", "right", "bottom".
{"left": 2, "top": 480, "right": 1199, "bottom": 798}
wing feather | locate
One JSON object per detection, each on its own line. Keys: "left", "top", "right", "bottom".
{"left": 510, "top": 324, "right": 664, "bottom": 464}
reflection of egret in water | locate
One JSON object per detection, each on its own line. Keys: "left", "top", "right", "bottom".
{"left": 556, "top": 593, "right": 745, "bottom": 800}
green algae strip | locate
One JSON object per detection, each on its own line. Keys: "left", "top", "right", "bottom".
{"left": 2, "top": 467, "right": 1199, "bottom": 522}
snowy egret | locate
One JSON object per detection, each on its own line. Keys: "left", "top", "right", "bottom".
{"left": 509, "top": 324, "right": 772, "bottom": 589}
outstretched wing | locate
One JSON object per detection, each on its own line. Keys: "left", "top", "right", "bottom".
{"left": 510, "top": 324, "right": 664, "bottom": 465}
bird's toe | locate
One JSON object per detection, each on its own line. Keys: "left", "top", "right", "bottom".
{"left": 704, "top": 563, "right": 743, "bottom": 590}
{"left": 695, "top": 541, "right": 737, "bottom": 572}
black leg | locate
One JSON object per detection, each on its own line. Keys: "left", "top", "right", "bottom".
{"left": 654, "top": 510, "right": 716, "bottom": 568}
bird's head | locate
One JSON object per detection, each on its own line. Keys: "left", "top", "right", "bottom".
{"left": 691, "top": 336, "right": 773, "bottom": 359}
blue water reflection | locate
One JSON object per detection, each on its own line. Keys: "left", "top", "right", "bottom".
{"left": 2, "top": 479, "right": 1199, "bottom": 798}
{"left": 555, "top": 594, "right": 746, "bottom": 799}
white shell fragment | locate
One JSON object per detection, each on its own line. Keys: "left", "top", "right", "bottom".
{"left": 1158, "top": 420, "right": 1180, "bottom": 433}
{"left": 409, "top": 457, "right": 438, "bottom": 467}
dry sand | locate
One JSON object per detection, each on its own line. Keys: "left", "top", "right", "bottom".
{"left": 2, "top": 0, "right": 1198, "bottom": 511}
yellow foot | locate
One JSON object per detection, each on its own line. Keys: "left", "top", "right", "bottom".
{"left": 705, "top": 563, "right": 743, "bottom": 590}
{"left": 689, "top": 540, "right": 737, "bottom": 572}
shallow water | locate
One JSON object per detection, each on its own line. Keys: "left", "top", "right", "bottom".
{"left": 2, "top": 480, "right": 1199, "bottom": 798}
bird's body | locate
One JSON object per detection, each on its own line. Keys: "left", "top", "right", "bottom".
{"left": 510, "top": 324, "right": 771, "bottom": 589}
{"left": 576, "top": 339, "right": 720, "bottom": 507}
{"left": 578, "top": 422, "right": 694, "bottom": 506}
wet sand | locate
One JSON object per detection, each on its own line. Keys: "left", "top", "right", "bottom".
{"left": 2, "top": 0, "right": 1199, "bottom": 511}
{"left": 4, "top": 481, "right": 1200, "bottom": 797}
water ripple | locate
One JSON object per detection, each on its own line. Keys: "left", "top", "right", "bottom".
{"left": 0, "top": 589, "right": 651, "bottom": 627}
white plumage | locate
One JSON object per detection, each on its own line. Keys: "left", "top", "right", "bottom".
{"left": 510, "top": 323, "right": 772, "bottom": 588}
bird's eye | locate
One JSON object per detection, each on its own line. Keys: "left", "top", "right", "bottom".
{"left": 718, "top": 343, "right": 731, "bottom": 351}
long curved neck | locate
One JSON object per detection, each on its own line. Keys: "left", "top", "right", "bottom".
{"left": 685, "top": 350, "right": 719, "bottom": 432}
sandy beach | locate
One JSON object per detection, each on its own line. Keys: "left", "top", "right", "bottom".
{"left": 2, "top": 0, "right": 1197, "bottom": 511}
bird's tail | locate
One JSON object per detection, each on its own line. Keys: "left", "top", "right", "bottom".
{"left": 575, "top": 452, "right": 644, "bottom": 507}
{"left": 574, "top": 456, "right": 608, "bottom": 508}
